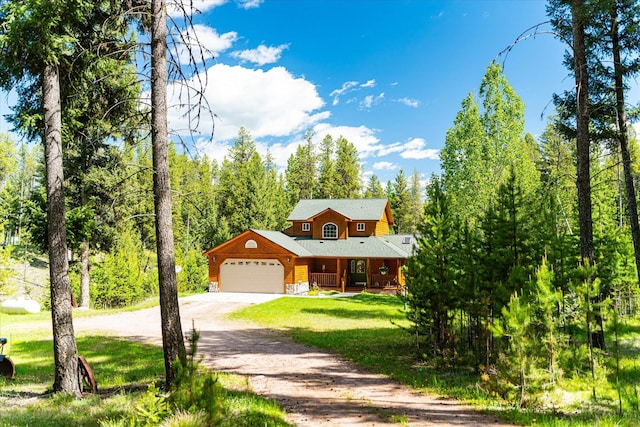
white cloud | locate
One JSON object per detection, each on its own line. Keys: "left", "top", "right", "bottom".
{"left": 330, "top": 81, "right": 359, "bottom": 106}
{"left": 173, "top": 25, "right": 238, "bottom": 64}
{"left": 168, "top": 0, "right": 227, "bottom": 17}
{"left": 377, "top": 142, "right": 405, "bottom": 156}
{"left": 311, "top": 123, "right": 381, "bottom": 158}
{"left": 396, "top": 97, "right": 420, "bottom": 108}
{"left": 231, "top": 44, "right": 290, "bottom": 65}
{"left": 373, "top": 161, "right": 397, "bottom": 171}
{"left": 400, "top": 137, "right": 439, "bottom": 160}
{"left": 361, "top": 79, "right": 376, "bottom": 88}
{"left": 166, "top": 64, "right": 329, "bottom": 144}
{"left": 359, "top": 93, "right": 385, "bottom": 110}
{"left": 238, "top": 0, "right": 263, "bottom": 8}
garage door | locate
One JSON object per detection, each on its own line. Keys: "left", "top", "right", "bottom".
{"left": 220, "top": 259, "right": 284, "bottom": 293}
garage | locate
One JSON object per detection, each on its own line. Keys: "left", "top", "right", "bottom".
{"left": 219, "top": 258, "right": 284, "bottom": 293}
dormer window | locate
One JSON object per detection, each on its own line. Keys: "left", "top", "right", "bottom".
{"left": 302, "top": 222, "right": 310, "bottom": 232}
{"left": 356, "top": 223, "right": 365, "bottom": 232}
{"left": 322, "top": 223, "right": 338, "bottom": 239}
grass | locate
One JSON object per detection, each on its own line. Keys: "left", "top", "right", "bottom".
{"left": 0, "top": 311, "right": 292, "bottom": 427}
{"left": 230, "top": 292, "right": 640, "bottom": 427}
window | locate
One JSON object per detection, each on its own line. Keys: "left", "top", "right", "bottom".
{"left": 302, "top": 222, "right": 310, "bottom": 231}
{"left": 244, "top": 239, "right": 258, "bottom": 249}
{"left": 356, "top": 223, "right": 365, "bottom": 232}
{"left": 322, "top": 222, "right": 338, "bottom": 239}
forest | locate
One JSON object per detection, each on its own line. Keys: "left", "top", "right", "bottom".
{"left": 0, "top": 0, "right": 639, "bottom": 419}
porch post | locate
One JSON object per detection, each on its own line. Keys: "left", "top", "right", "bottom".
{"left": 366, "top": 258, "right": 370, "bottom": 290}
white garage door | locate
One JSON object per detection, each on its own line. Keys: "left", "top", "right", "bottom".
{"left": 220, "top": 259, "right": 284, "bottom": 293}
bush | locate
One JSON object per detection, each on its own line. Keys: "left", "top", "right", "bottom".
{"left": 91, "top": 230, "right": 155, "bottom": 308}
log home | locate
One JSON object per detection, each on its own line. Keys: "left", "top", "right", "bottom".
{"left": 203, "top": 199, "right": 414, "bottom": 294}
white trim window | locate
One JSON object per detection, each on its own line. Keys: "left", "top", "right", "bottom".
{"left": 322, "top": 222, "right": 338, "bottom": 239}
{"left": 356, "top": 223, "right": 365, "bottom": 232}
{"left": 302, "top": 222, "right": 310, "bottom": 232}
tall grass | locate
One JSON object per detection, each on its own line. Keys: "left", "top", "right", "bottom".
{"left": 230, "top": 293, "right": 640, "bottom": 427}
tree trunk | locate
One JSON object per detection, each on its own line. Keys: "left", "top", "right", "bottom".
{"left": 43, "top": 63, "right": 81, "bottom": 397}
{"left": 572, "top": 0, "right": 595, "bottom": 266}
{"left": 611, "top": 3, "right": 640, "bottom": 285}
{"left": 79, "top": 241, "right": 90, "bottom": 308}
{"left": 151, "top": 0, "right": 186, "bottom": 387}
{"left": 572, "top": 0, "right": 606, "bottom": 349}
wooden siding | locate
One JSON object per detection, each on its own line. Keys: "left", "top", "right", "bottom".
{"left": 347, "top": 221, "right": 377, "bottom": 237}
{"left": 294, "top": 259, "right": 309, "bottom": 283}
{"left": 375, "top": 210, "right": 391, "bottom": 236}
{"left": 312, "top": 211, "right": 348, "bottom": 239}
{"left": 205, "top": 230, "right": 296, "bottom": 285}
{"left": 283, "top": 221, "right": 312, "bottom": 237}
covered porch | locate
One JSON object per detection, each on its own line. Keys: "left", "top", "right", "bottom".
{"left": 308, "top": 257, "right": 403, "bottom": 293}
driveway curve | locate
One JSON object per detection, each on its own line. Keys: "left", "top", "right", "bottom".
{"left": 72, "top": 293, "right": 511, "bottom": 427}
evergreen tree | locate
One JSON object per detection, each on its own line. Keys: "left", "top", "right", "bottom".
{"left": 364, "top": 174, "right": 385, "bottom": 199}
{"left": 404, "top": 176, "right": 458, "bottom": 357}
{"left": 333, "top": 136, "right": 362, "bottom": 198}
{"left": 0, "top": 0, "right": 97, "bottom": 396}
{"left": 390, "top": 169, "right": 412, "bottom": 233}
{"left": 407, "top": 169, "right": 424, "bottom": 234}
{"left": 285, "top": 135, "right": 316, "bottom": 205}
{"left": 316, "top": 134, "right": 336, "bottom": 199}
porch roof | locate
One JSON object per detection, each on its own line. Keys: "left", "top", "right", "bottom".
{"left": 291, "top": 235, "right": 412, "bottom": 259}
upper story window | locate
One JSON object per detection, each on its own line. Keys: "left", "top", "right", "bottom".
{"left": 244, "top": 239, "right": 258, "bottom": 249}
{"left": 322, "top": 222, "right": 338, "bottom": 239}
{"left": 302, "top": 222, "right": 310, "bottom": 232}
{"left": 356, "top": 223, "right": 365, "bottom": 232}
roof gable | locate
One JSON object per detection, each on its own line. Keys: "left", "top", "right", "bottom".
{"left": 287, "top": 199, "right": 393, "bottom": 223}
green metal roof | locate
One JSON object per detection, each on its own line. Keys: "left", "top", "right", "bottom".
{"left": 291, "top": 235, "right": 412, "bottom": 259}
{"left": 287, "top": 199, "right": 389, "bottom": 222}
{"left": 248, "top": 229, "right": 414, "bottom": 259}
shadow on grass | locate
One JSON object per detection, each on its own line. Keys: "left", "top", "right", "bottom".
{"left": 4, "top": 335, "right": 165, "bottom": 388}
{"left": 0, "top": 334, "right": 294, "bottom": 427}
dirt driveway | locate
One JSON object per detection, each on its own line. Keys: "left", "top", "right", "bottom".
{"left": 72, "top": 293, "right": 510, "bottom": 427}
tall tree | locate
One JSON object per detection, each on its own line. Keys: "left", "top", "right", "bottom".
{"left": 316, "top": 134, "right": 336, "bottom": 199}
{"left": 333, "top": 136, "right": 362, "bottom": 198}
{"left": 440, "top": 93, "right": 486, "bottom": 227}
{"left": 0, "top": 0, "right": 92, "bottom": 396}
{"left": 364, "top": 174, "right": 385, "bottom": 199}
{"left": 150, "top": 0, "right": 186, "bottom": 386}
{"left": 285, "top": 131, "right": 316, "bottom": 205}
{"left": 404, "top": 176, "right": 457, "bottom": 356}
{"left": 390, "top": 169, "right": 412, "bottom": 234}
{"left": 441, "top": 63, "right": 538, "bottom": 229}
{"left": 407, "top": 169, "right": 424, "bottom": 234}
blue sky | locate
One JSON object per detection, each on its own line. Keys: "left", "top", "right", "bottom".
{"left": 2, "top": 0, "right": 627, "bottom": 185}
{"left": 164, "top": 0, "right": 574, "bottom": 184}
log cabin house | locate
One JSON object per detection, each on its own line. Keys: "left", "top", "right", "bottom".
{"left": 203, "top": 199, "right": 414, "bottom": 294}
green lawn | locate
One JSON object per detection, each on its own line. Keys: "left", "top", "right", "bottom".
{"left": 230, "top": 292, "right": 640, "bottom": 427}
{"left": 0, "top": 310, "right": 291, "bottom": 427}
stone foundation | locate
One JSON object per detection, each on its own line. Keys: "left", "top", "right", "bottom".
{"left": 285, "top": 281, "right": 309, "bottom": 295}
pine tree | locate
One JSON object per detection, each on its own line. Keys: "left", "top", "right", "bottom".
{"left": 390, "top": 169, "right": 412, "bottom": 234}
{"left": 404, "top": 176, "right": 457, "bottom": 358}
{"left": 316, "top": 134, "right": 336, "bottom": 199}
{"left": 364, "top": 174, "right": 385, "bottom": 199}
{"left": 285, "top": 136, "right": 316, "bottom": 205}
{"left": 333, "top": 136, "right": 362, "bottom": 198}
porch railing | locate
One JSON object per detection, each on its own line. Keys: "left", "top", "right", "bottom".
{"left": 370, "top": 274, "right": 398, "bottom": 289}
{"left": 310, "top": 273, "right": 338, "bottom": 288}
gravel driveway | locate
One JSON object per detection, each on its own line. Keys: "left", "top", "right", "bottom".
{"left": 71, "top": 292, "right": 510, "bottom": 427}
